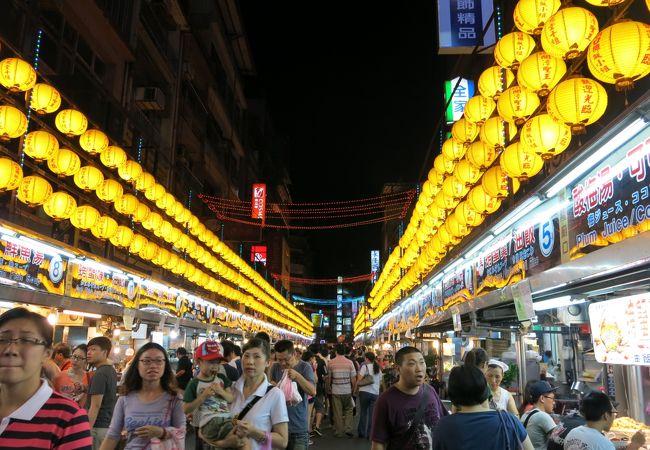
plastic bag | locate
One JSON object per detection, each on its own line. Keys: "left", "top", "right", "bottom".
{"left": 279, "top": 370, "right": 303, "bottom": 406}
{"left": 149, "top": 427, "right": 186, "bottom": 450}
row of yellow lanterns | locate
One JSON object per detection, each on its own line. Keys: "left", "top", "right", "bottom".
{"left": 0, "top": 56, "right": 311, "bottom": 333}
{"left": 368, "top": 1, "right": 650, "bottom": 320}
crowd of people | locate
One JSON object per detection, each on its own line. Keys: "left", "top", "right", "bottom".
{"left": 0, "top": 306, "right": 645, "bottom": 450}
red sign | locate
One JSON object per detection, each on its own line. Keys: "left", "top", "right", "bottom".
{"left": 252, "top": 183, "right": 266, "bottom": 221}
{"left": 251, "top": 245, "right": 267, "bottom": 265}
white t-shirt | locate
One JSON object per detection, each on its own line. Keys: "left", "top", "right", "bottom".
{"left": 358, "top": 363, "right": 382, "bottom": 396}
{"left": 230, "top": 375, "right": 289, "bottom": 450}
{"left": 521, "top": 408, "right": 557, "bottom": 450}
{"left": 564, "top": 425, "right": 615, "bottom": 450}
{"left": 493, "top": 386, "right": 512, "bottom": 411}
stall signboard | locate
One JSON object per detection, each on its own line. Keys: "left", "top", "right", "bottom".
{"left": 138, "top": 282, "right": 178, "bottom": 316}
{"left": 0, "top": 236, "right": 67, "bottom": 294}
{"left": 437, "top": 0, "right": 496, "bottom": 54}
{"left": 442, "top": 262, "right": 475, "bottom": 303}
{"left": 445, "top": 78, "right": 474, "bottom": 124}
{"left": 589, "top": 294, "right": 650, "bottom": 365}
{"left": 564, "top": 126, "right": 650, "bottom": 260}
{"left": 68, "top": 262, "right": 138, "bottom": 308}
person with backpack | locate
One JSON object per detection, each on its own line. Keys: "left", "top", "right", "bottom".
{"left": 519, "top": 381, "right": 558, "bottom": 450}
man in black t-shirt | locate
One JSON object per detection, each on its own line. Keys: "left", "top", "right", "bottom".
{"left": 175, "top": 347, "right": 194, "bottom": 390}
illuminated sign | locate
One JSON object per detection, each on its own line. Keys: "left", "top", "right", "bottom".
{"left": 311, "top": 313, "right": 323, "bottom": 328}
{"left": 0, "top": 236, "right": 66, "bottom": 294}
{"left": 445, "top": 77, "right": 474, "bottom": 124}
{"left": 371, "top": 250, "right": 380, "bottom": 284}
{"left": 251, "top": 245, "right": 267, "bottom": 265}
{"left": 251, "top": 183, "right": 267, "bottom": 221}
{"left": 437, "top": 0, "right": 496, "bottom": 54}
{"left": 68, "top": 262, "right": 138, "bottom": 308}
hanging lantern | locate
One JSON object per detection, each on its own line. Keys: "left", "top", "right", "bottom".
{"left": 109, "top": 225, "right": 134, "bottom": 249}
{"left": 178, "top": 233, "right": 190, "bottom": 250}
{"left": 133, "top": 202, "right": 151, "bottom": 223}
{"left": 114, "top": 194, "right": 139, "bottom": 216}
{"left": 520, "top": 114, "right": 572, "bottom": 160}
{"left": 155, "top": 220, "right": 174, "bottom": 239}
{"left": 166, "top": 200, "right": 183, "bottom": 218}
{"left": 28, "top": 83, "right": 61, "bottom": 114}
{"left": 43, "top": 191, "right": 77, "bottom": 221}
{"left": 500, "top": 141, "right": 545, "bottom": 181}
{"left": 165, "top": 253, "right": 179, "bottom": 271}
{"left": 468, "top": 185, "right": 502, "bottom": 215}
{"left": 427, "top": 167, "right": 445, "bottom": 188}
{"left": 441, "top": 138, "right": 467, "bottom": 162}
{"left": 467, "top": 141, "right": 499, "bottom": 170}
{"left": 24, "top": 130, "right": 59, "bottom": 162}
{"left": 437, "top": 222, "right": 460, "bottom": 246}
{"left": 74, "top": 166, "right": 104, "bottom": 192}
{"left": 139, "top": 242, "right": 159, "bottom": 261}
{"left": 445, "top": 214, "right": 470, "bottom": 238}
{"left": 96, "top": 179, "right": 124, "bottom": 203}
{"left": 188, "top": 215, "right": 200, "bottom": 231}
{"left": 79, "top": 129, "right": 109, "bottom": 155}
{"left": 175, "top": 207, "right": 191, "bottom": 225}
{"left": 497, "top": 86, "right": 540, "bottom": 126}
{"left": 517, "top": 51, "right": 567, "bottom": 96}
{"left": 541, "top": 7, "right": 599, "bottom": 60}
{"left": 0, "top": 157, "right": 22, "bottom": 192}
{"left": 0, "top": 58, "right": 36, "bottom": 92}
{"left": 117, "top": 160, "right": 142, "bottom": 183}
{"left": 478, "top": 66, "right": 515, "bottom": 100}
{"left": 584, "top": 0, "right": 625, "bottom": 6}
{"left": 433, "top": 154, "right": 455, "bottom": 175}
{"left": 455, "top": 201, "right": 485, "bottom": 227}
{"left": 55, "top": 109, "right": 88, "bottom": 137}
{"left": 70, "top": 205, "right": 100, "bottom": 231}
{"left": 17, "top": 175, "right": 52, "bottom": 206}
{"left": 435, "top": 191, "right": 459, "bottom": 211}
{"left": 514, "top": 0, "right": 561, "bottom": 35}
{"left": 442, "top": 176, "right": 469, "bottom": 200}
{"left": 47, "top": 148, "right": 81, "bottom": 177}
{"left": 494, "top": 32, "right": 536, "bottom": 70}
{"left": 482, "top": 166, "right": 521, "bottom": 198}
{"left": 454, "top": 159, "right": 482, "bottom": 186}
{"left": 129, "top": 234, "right": 148, "bottom": 255}
{"left": 0, "top": 105, "right": 27, "bottom": 141}
{"left": 464, "top": 95, "right": 496, "bottom": 125}
{"left": 142, "top": 211, "right": 163, "bottom": 232}
{"left": 157, "top": 192, "right": 175, "bottom": 211}
{"left": 451, "top": 119, "right": 480, "bottom": 144}
{"left": 91, "top": 216, "right": 118, "bottom": 241}
{"left": 167, "top": 226, "right": 182, "bottom": 244}
{"left": 480, "top": 116, "right": 517, "bottom": 150}
{"left": 184, "top": 264, "right": 196, "bottom": 280}
{"left": 153, "top": 248, "right": 171, "bottom": 267}
{"left": 134, "top": 171, "right": 155, "bottom": 192}
{"left": 547, "top": 78, "right": 608, "bottom": 134}
{"left": 100, "top": 145, "right": 127, "bottom": 169}
{"left": 587, "top": 21, "right": 650, "bottom": 91}
{"left": 144, "top": 183, "right": 166, "bottom": 202}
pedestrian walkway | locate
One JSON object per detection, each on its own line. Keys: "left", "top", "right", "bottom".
{"left": 311, "top": 420, "right": 371, "bottom": 450}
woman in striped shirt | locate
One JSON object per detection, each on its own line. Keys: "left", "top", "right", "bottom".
{"left": 0, "top": 307, "right": 92, "bottom": 449}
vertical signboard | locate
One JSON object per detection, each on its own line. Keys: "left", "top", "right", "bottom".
{"left": 437, "top": 0, "right": 496, "bottom": 54}
{"left": 251, "top": 183, "right": 267, "bottom": 222}
{"left": 445, "top": 78, "right": 474, "bottom": 124}
{"left": 370, "top": 250, "right": 380, "bottom": 284}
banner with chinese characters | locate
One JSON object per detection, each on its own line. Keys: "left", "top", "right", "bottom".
{"left": 564, "top": 127, "right": 650, "bottom": 260}
{"left": 138, "top": 283, "right": 178, "bottom": 315}
{"left": 445, "top": 78, "right": 474, "bottom": 124}
{"left": 437, "top": 0, "right": 496, "bottom": 54}
{"left": 67, "top": 262, "right": 139, "bottom": 308}
{"left": 0, "top": 236, "right": 67, "bottom": 294}
{"left": 442, "top": 263, "right": 475, "bottom": 309}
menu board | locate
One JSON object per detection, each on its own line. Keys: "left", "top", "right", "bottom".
{"left": 0, "top": 236, "right": 67, "bottom": 294}
{"left": 589, "top": 294, "right": 650, "bottom": 365}
{"left": 68, "top": 262, "right": 138, "bottom": 308}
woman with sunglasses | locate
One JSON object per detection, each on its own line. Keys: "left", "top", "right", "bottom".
{"left": 54, "top": 344, "right": 91, "bottom": 407}
{"left": 0, "top": 307, "right": 92, "bottom": 449}
{"left": 100, "top": 342, "right": 185, "bottom": 450}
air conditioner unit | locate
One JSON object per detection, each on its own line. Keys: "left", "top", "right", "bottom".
{"left": 135, "top": 87, "right": 166, "bottom": 111}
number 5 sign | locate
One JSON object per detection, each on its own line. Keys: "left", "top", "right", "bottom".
{"left": 251, "top": 183, "right": 266, "bottom": 222}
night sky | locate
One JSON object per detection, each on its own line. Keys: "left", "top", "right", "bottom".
{"left": 240, "top": 2, "right": 445, "bottom": 283}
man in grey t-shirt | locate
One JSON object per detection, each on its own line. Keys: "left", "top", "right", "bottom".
{"left": 271, "top": 340, "right": 316, "bottom": 450}
{"left": 520, "top": 381, "right": 558, "bottom": 450}
{"left": 86, "top": 336, "right": 118, "bottom": 450}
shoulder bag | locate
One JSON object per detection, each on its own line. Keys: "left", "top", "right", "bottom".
{"left": 401, "top": 384, "right": 430, "bottom": 446}
{"left": 237, "top": 385, "right": 275, "bottom": 421}
{"left": 357, "top": 364, "right": 374, "bottom": 387}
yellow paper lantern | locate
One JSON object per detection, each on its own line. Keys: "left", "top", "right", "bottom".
{"left": 144, "top": 183, "right": 166, "bottom": 202}
{"left": 79, "top": 129, "right": 109, "bottom": 155}
{"left": 166, "top": 226, "right": 182, "bottom": 244}
{"left": 482, "top": 166, "right": 521, "bottom": 198}
{"left": 445, "top": 214, "right": 469, "bottom": 238}
{"left": 434, "top": 154, "right": 455, "bottom": 175}
{"left": 0, "top": 157, "right": 22, "bottom": 192}
{"left": 442, "top": 176, "right": 470, "bottom": 200}
{"left": 155, "top": 220, "right": 173, "bottom": 239}
{"left": 117, "top": 160, "right": 142, "bottom": 183}
{"left": 24, "top": 130, "right": 59, "bottom": 162}
{"left": 114, "top": 194, "right": 139, "bottom": 216}
{"left": 434, "top": 191, "right": 458, "bottom": 211}
{"left": 184, "top": 264, "right": 197, "bottom": 279}
{"left": 137, "top": 242, "right": 157, "bottom": 261}
{"left": 584, "top": 0, "right": 625, "bottom": 6}
{"left": 0, "top": 105, "right": 28, "bottom": 141}
{"left": 91, "top": 216, "right": 118, "bottom": 240}
{"left": 109, "top": 225, "right": 134, "bottom": 249}
{"left": 497, "top": 86, "right": 540, "bottom": 126}
{"left": 451, "top": 119, "right": 480, "bottom": 144}
{"left": 172, "top": 258, "right": 187, "bottom": 275}
{"left": 0, "top": 58, "right": 36, "bottom": 92}
{"left": 100, "top": 145, "right": 127, "bottom": 169}
{"left": 441, "top": 138, "right": 467, "bottom": 162}
{"left": 541, "top": 7, "right": 599, "bottom": 60}
{"left": 520, "top": 114, "right": 572, "bottom": 160}
{"left": 478, "top": 66, "right": 515, "bottom": 100}
{"left": 47, "top": 148, "right": 80, "bottom": 177}
{"left": 480, "top": 116, "right": 517, "bottom": 150}
{"left": 55, "top": 109, "right": 88, "bottom": 137}
{"left": 547, "top": 78, "right": 608, "bottom": 134}
{"left": 454, "top": 159, "right": 482, "bottom": 186}
{"left": 437, "top": 222, "right": 459, "bottom": 246}
{"left": 43, "top": 191, "right": 76, "bottom": 220}
{"left": 70, "top": 205, "right": 100, "bottom": 231}
{"left": 188, "top": 215, "right": 200, "bottom": 231}
{"left": 166, "top": 200, "right": 183, "bottom": 218}
{"left": 468, "top": 185, "right": 502, "bottom": 215}
{"left": 463, "top": 95, "right": 496, "bottom": 125}
{"left": 129, "top": 234, "right": 148, "bottom": 254}
{"left": 494, "top": 32, "right": 536, "bottom": 70}
{"left": 17, "top": 175, "right": 52, "bottom": 206}
{"left": 587, "top": 21, "right": 650, "bottom": 91}
{"left": 467, "top": 141, "right": 499, "bottom": 170}
{"left": 517, "top": 52, "right": 567, "bottom": 96}
{"left": 96, "top": 179, "right": 124, "bottom": 203}
{"left": 28, "top": 83, "right": 61, "bottom": 114}
{"left": 134, "top": 171, "right": 155, "bottom": 192}
{"left": 164, "top": 253, "right": 179, "bottom": 271}
{"left": 74, "top": 166, "right": 104, "bottom": 192}
{"left": 500, "top": 141, "right": 545, "bottom": 181}
{"left": 132, "top": 202, "right": 151, "bottom": 223}
{"left": 427, "top": 167, "right": 445, "bottom": 187}
{"left": 178, "top": 233, "right": 190, "bottom": 250}
{"left": 514, "top": 0, "right": 561, "bottom": 35}
{"left": 455, "top": 201, "right": 485, "bottom": 227}
{"left": 142, "top": 211, "right": 163, "bottom": 232}
{"left": 175, "top": 207, "right": 191, "bottom": 225}
{"left": 152, "top": 248, "right": 171, "bottom": 267}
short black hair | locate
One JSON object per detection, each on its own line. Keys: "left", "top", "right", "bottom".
{"left": 243, "top": 337, "right": 271, "bottom": 360}
{"left": 254, "top": 331, "right": 271, "bottom": 343}
{"left": 53, "top": 342, "right": 72, "bottom": 359}
{"left": 395, "top": 346, "right": 422, "bottom": 366}
{"left": 301, "top": 350, "right": 314, "bottom": 362}
{"left": 176, "top": 347, "right": 187, "bottom": 356}
{"left": 448, "top": 365, "right": 490, "bottom": 407}
{"left": 274, "top": 339, "right": 294, "bottom": 354}
{"left": 335, "top": 343, "right": 346, "bottom": 355}
{"left": 87, "top": 336, "right": 112, "bottom": 354}
{"left": 464, "top": 348, "right": 488, "bottom": 369}
{"left": 0, "top": 307, "right": 53, "bottom": 347}
{"left": 580, "top": 391, "right": 615, "bottom": 421}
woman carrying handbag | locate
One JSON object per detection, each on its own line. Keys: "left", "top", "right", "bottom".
{"left": 356, "top": 352, "right": 382, "bottom": 439}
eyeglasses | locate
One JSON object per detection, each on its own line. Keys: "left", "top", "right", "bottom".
{"left": 71, "top": 355, "right": 87, "bottom": 361}
{"left": 609, "top": 409, "right": 618, "bottom": 417}
{"left": 542, "top": 395, "right": 556, "bottom": 402}
{"left": 0, "top": 337, "right": 48, "bottom": 348}
{"left": 139, "top": 358, "right": 165, "bottom": 366}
